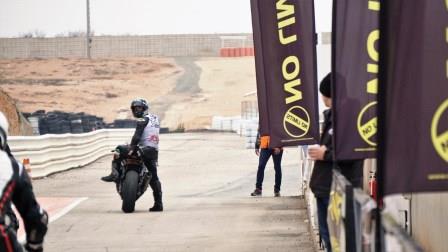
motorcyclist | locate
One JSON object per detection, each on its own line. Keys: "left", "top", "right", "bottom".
{"left": 101, "top": 98, "right": 163, "bottom": 212}
{"left": 5, "top": 144, "right": 12, "bottom": 158}
{"left": 4, "top": 143, "right": 20, "bottom": 232}
{"left": 0, "top": 112, "right": 48, "bottom": 252}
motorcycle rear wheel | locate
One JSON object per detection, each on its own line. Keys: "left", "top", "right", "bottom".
{"left": 121, "top": 170, "right": 139, "bottom": 213}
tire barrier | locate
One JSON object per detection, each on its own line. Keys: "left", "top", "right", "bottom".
{"left": 210, "top": 116, "right": 259, "bottom": 149}
{"left": 159, "top": 127, "right": 169, "bottom": 134}
{"left": 219, "top": 47, "right": 255, "bottom": 57}
{"left": 26, "top": 110, "right": 108, "bottom": 135}
{"left": 112, "top": 119, "right": 137, "bottom": 128}
{"left": 26, "top": 110, "right": 176, "bottom": 135}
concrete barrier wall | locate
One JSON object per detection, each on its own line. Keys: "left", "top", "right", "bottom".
{"left": 0, "top": 37, "right": 86, "bottom": 58}
{"left": 0, "top": 34, "right": 254, "bottom": 59}
{"left": 0, "top": 32, "right": 334, "bottom": 59}
{"left": 410, "top": 192, "right": 448, "bottom": 251}
{"left": 8, "top": 129, "right": 133, "bottom": 178}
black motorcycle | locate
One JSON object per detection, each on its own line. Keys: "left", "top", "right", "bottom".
{"left": 112, "top": 145, "right": 152, "bottom": 213}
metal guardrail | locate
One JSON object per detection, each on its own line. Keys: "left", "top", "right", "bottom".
{"left": 299, "top": 145, "right": 423, "bottom": 252}
{"left": 353, "top": 188, "right": 377, "bottom": 252}
{"left": 9, "top": 129, "right": 133, "bottom": 178}
{"left": 382, "top": 214, "right": 423, "bottom": 252}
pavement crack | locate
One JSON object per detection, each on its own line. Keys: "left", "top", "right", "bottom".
{"left": 65, "top": 224, "right": 74, "bottom": 233}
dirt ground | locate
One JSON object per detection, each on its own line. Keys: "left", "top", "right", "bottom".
{"left": 159, "top": 57, "right": 257, "bottom": 130}
{"left": 0, "top": 57, "right": 256, "bottom": 132}
{"left": 0, "top": 89, "right": 32, "bottom": 135}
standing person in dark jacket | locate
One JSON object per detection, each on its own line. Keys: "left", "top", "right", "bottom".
{"left": 0, "top": 112, "right": 48, "bottom": 252}
{"left": 250, "top": 132, "right": 283, "bottom": 197}
{"left": 101, "top": 98, "right": 163, "bottom": 212}
{"left": 308, "top": 73, "right": 364, "bottom": 252}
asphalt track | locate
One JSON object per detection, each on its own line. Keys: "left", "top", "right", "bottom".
{"left": 30, "top": 132, "right": 315, "bottom": 252}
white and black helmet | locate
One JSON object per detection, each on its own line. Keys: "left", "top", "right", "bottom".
{"left": 130, "top": 98, "right": 149, "bottom": 118}
{"left": 0, "top": 112, "right": 9, "bottom": 150}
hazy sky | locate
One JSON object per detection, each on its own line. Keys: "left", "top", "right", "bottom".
{"left": 0, "top": 0, "right": 332, "bottom": 37}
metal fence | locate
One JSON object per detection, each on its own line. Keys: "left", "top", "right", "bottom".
{"left": 241, "top": 100, "right": 258, "bottom": 120}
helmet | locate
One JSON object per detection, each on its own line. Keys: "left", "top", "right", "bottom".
{"left": 130, "top": 98, "right": 149, "bottom": 118}
{"left": 0, "top": 112, "right": 9, "bottom": 150}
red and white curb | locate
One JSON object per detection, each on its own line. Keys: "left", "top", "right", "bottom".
{"left": 17, "top": 197, "right": 88, "bottom": 242}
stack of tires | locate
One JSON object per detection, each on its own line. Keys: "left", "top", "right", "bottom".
{"left": 82, "top": 115, "right": 95, "bottom": 133}
{"left": 26, "top": 110, "right": 107, "bottom": 135}
{"left": 69, "top": 113, "right": 84, "bottom": 134}
{"left": 26, "top": 110, "right": 45, "bottom": 135}
{"left": 113, "top": 119, "right": 136, "bottom": 128}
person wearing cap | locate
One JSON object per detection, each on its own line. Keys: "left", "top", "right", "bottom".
{"left": 308, "top": 73, "right": 364, "bottom": 252}
{"left": 307, "top": 73, "right": 334, "bottom": 252}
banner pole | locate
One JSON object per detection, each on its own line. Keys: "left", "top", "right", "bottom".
{"left": 376, "top": 0, "right": 388, "bottom": 251}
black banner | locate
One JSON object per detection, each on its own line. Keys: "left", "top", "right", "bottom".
{"left": 250, "top": 0, "right": 319, "bottom": 147}
{"left": 251, "top": 0, "right": 270, "bottom": 136}
{"left": 379, "top": 0, "right": 448, "bottom": 194}
{"left": 332, "top": 0, "right": 379, "bottom": 159}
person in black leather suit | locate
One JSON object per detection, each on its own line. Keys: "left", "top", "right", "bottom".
{"left": 0, "top": 112, "right": 48, "bottom": 252}
{"left": 101, "top": 98, "right": 163, "bottom": 212}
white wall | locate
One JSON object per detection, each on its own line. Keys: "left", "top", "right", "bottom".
{"left": 9, "top": 129, "right": 133, "bottom": 178}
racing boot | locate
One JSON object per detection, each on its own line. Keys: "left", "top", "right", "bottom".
{"left": 149, "top": 180, "right": 163, "bottom": 212}
{"left": 101, "top": 162, "right": 119, "bottom": 182}
{"left": 101, "top": 173, "right": 116, "bottom": 182}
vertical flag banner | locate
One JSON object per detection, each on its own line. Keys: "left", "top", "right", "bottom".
{"left": 251, "top": 0, "right": 270, "bottom": 136}
{"left": 332, "top": 0, "right": 379, "bottom": 159}
{"left": 250, "top": 0, "right": 319, "bottom": 147}
{"left": 380, "top": 0, "right": 448, "bottom": 194}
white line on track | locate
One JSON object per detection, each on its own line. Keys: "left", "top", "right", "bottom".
{"left": 19, "top": 197, "right": 88, "bottom": 243}
{"left": 49, "top": 197, "right": 88, "bottom": 223}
